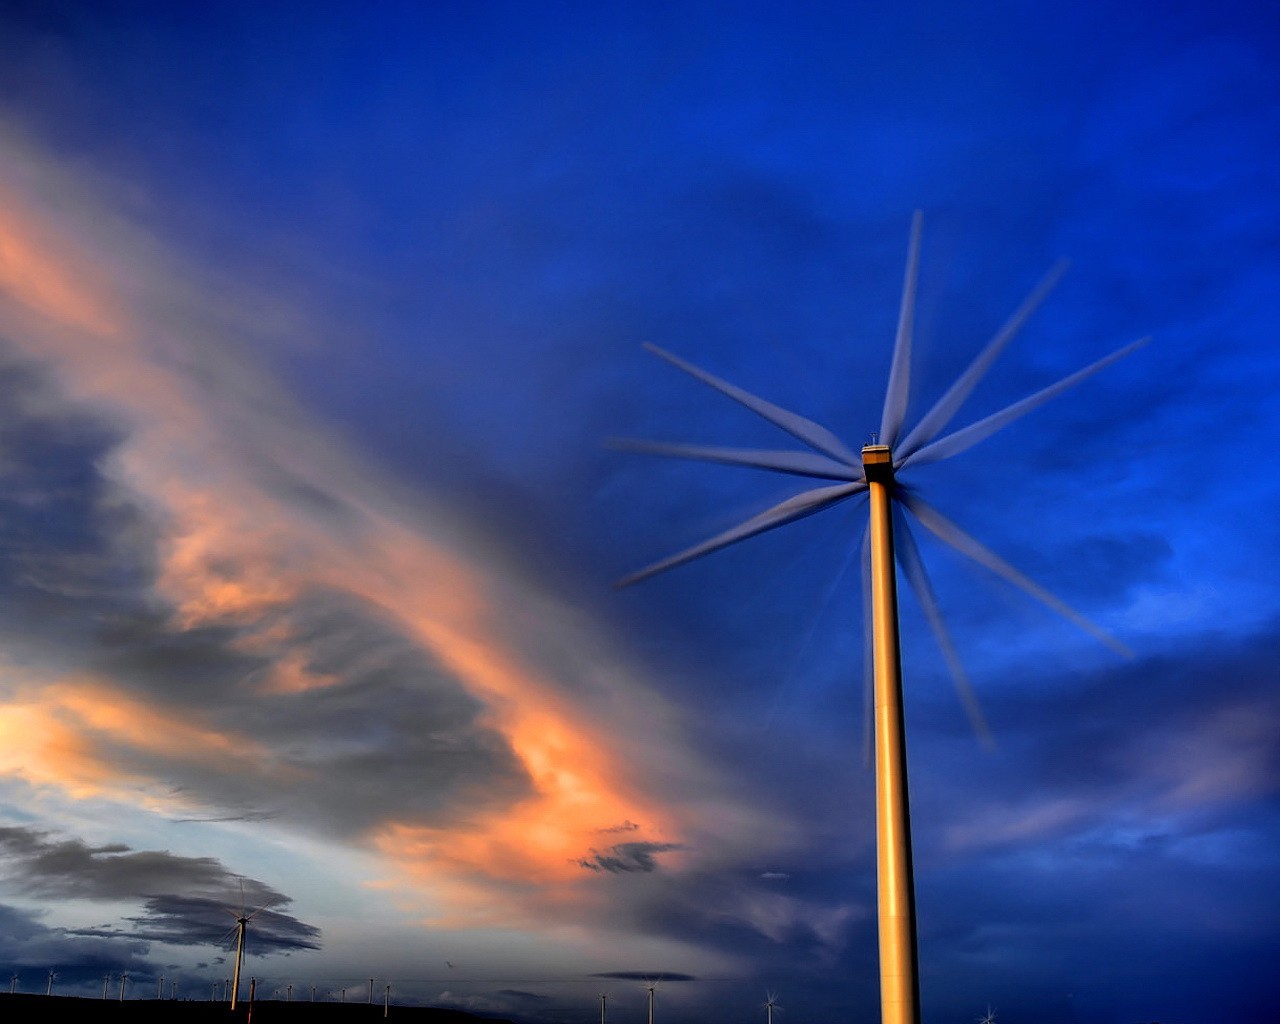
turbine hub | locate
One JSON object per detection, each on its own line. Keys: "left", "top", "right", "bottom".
{"left": 862, "top": 444, "right": 895, "bottom": 484}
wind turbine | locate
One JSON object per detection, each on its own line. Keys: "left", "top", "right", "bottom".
{"left": 614, "top": 212, "right": 1143, "bottom": 1024}
{"left": 764, "top": 990, "right": 782, "bottom": 1024}
{"left": 222, "top": 888, "right": 281, "bottom": 1011}
{"left": 978, "top": 1006, "right": 997, "bottom": 1024}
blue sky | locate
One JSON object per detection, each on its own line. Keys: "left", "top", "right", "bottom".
{"left": 0, "top": 2, "right": 1277, "bottom": 1022}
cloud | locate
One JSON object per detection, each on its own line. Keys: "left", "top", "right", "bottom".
{"left": 0, "top": 825, "right": 240, "bottom": 899}
{"left": 119, "top": 894, "right": 320, "bottom": 952}
{"left": 577, "top": 841, "right": 683, "bottom": 874}
{"left": 0, "top": 824, "right": 319, "bottom": 953}
{"left": 0, "top": 123, "right": 773, "bottom": 943}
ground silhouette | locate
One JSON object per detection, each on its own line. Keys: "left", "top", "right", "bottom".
{"left": 0, "top": 993, "right": 515, "bottom": 1024}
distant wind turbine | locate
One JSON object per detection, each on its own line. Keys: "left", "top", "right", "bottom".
{"left": 615, "top": 212, "right": 1143, "bottom": 1024}
{"left": 978, "top": 1006, "right": 997, "bottom": 1024}
{"left": 764, "top": 990, "right": 782, "bottom": 1024}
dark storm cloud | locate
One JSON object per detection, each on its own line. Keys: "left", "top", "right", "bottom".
{"left": 120, "top": 894, "right": 320, "bottom": 952}
{"left": 576, "top": 841, "right": 682, "bottom": 874}
{"left": 0, "top": 825, "right": 232, "bottom": 898}
{"left": 0, "top": 825, "right": 320, "bottom": 954}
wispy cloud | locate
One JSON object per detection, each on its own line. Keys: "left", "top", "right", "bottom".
{"left": 0, "top": 124, "right": 775, "bottom": 943}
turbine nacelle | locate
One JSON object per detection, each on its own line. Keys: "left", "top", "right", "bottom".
{"left": 861, "top": 445, "right": 895, "bottom": 486}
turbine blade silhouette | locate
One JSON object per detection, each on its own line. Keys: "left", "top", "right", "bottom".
{"left": 880, "top": 210, "right": 923, "bottom": 447}
{"left": 903, "top": 336, "right": 1150, "bottom": 468}
{"left": 896, "top": 260, "right": 1069, "bottom": 461}
{"left": 893, "top": 503, "right": 994, "bottom": 748}
{"left": 605, "top": 438, "right": 860, "bottom": 480}
{"left": 615, "top": 480, "right": 867, "bottom": 588}
{"left": 898, "top": 491, "right": 1130, "bottom": 656}
{"left": 643, "top": 343, "right": 860, "bottom": 465}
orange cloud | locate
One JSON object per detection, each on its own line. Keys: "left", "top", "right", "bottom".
{"left": 0, "top": 145, "right": 733, "bottom": 933}
{"left": 0, "top": 192, "right": 118, "bottom": 338}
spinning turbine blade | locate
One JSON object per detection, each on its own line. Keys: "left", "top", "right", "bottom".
{"left": 893, "top": 502, "right": 994, "bottom": 748}
{"left": 643, "top": 343, "right": 860, "bottom": 465}
{"left": 903, "top": 336, "right": 1150, "bottom": 468}
{"left": 615, "top": 480, "right": 867, "bottom": 588}
{"left": 896, "top": 260, "right": 1069, "bottom": 462}
{"left": 605, "top": 438, "right": 861, "bottom": 480}
{"left": 880, "top": 210, "right": 923, "bottom": 448}
{"left": 899, "top": 492, "right": 1131, "bottom": 656}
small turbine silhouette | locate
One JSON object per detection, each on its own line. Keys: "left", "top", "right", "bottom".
{"left": 615, "top": 212, "right": 1144, "bottom": 1024}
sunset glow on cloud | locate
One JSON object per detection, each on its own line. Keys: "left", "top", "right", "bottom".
{"left": 0, "top": 148, "right": 706, "bottom": 934}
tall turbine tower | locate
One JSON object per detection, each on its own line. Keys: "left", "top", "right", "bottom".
{"left": 616, "top": 212, "right": 1143, "bottom": 1024}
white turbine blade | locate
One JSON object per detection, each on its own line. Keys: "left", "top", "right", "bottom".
{"left": 899, "top": 492, "right": 1130, "bottom": 656}
{"left": 860, "top": 519, "right": 874, "bottom": 768}
{"left": 896, "top": 260, "right": 1069, "bottom": 461}
{"left": 880, "top": 210, "right": 923, "bottom": 447}
{"left": 615, "top": 480, "right": 866, "bottom": 588}
{"left": 903, "top": 336, "right": 1149, "bottom": 468}
{"left": 643, "top": 343, "right": 860, "bottom": 466}
{"left": 893, "top": 503, "right": 994, "bottom": 748}
{"left": 606, "top": 438, "right": 861, "bottom": 480}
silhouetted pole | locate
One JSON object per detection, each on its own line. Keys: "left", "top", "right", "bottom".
{"left": 600, "top": 992, "right": 607, "bottom": 1024}
{"left": 103, "top": 975, "right": 110, "bottom": 999}
{"left": 863, "top": 444, "right": 920, "bottom": 1024}
{"left": 248, "top": 977, "right": 256, "bottom": 1024}
{"left": 384, "top": 983, "right": 391, "bottom": 1017}
{"left": 369, "top": 978, "right": 375, "bottom": 1003}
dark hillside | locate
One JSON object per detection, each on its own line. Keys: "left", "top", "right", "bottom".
{"left": 0, "top": 993, "right": 515, "bottom": 1024}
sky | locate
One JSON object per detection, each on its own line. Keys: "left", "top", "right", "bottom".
{"left": 0, "top": 2, "right": 1277, "bottom": 1022}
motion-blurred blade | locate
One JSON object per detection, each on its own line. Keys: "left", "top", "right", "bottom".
{"left": 899, "top": 492, "right": 1130, "bottom": 656}
{"left": 893, "top": 503, "right": 994, "bottom": 748}
{"left": 614, "top": 480, "right": 866, "bottom": 588}
{"left": 861, "top": 520, "right": 874, "bottom": 767}
{"left": 880, "top": 210, "right": 923, "bottom": 448}
{"left": 606, "top": 438, "right": 861, "bottom": 480}
{"left": 902, "top": 337, "right": 1149, "bottom": 468}
{"left": 643, "top": 343, "right": 860, "bottom": 466}
{"left": 896, "top": 260, "right": 1069, "bottom": 462}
